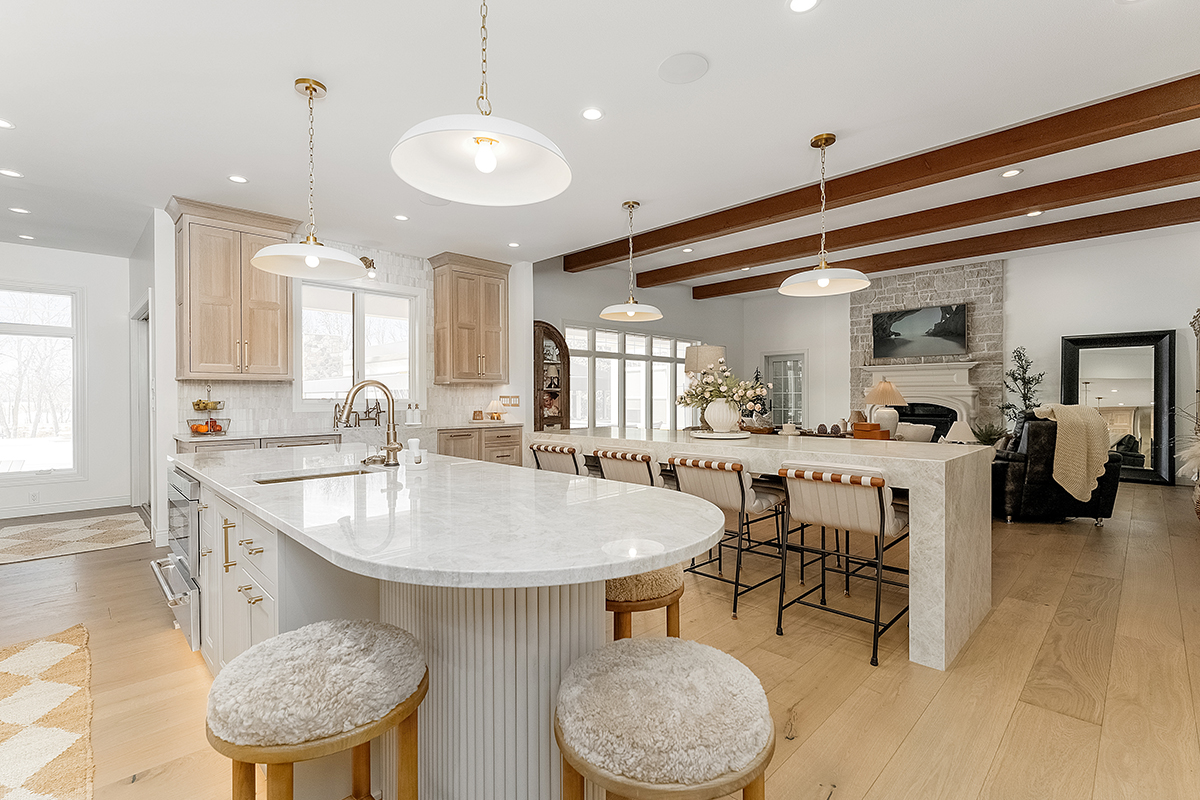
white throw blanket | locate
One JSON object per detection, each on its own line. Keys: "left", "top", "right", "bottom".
{"left": 1033, "top": 404, "right": 1111, "bottom": 502}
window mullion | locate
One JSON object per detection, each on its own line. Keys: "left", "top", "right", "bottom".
{"left": 353, "top": 291, "right": 366, "bottom": 384}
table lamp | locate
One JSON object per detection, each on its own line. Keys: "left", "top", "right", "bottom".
{"left": 945, "top": 420, "right": 978, "bottom": 444}
{"left": 486, "top": 400, "right": 507, "bottom": 421}
{"left": 684, "top": 345, "right": 726, "bottom": 374}
{"left": 863, "top": 378, "right": 906, "bottom": 438}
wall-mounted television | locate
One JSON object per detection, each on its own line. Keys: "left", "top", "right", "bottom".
{"left": 872, "top": 304, "right": 967, "bottom": 359}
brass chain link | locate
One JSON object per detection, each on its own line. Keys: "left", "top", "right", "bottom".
{"left": 476, "top": 0, "right": 492, "bottom": 115}
{"left": 307, "top": 86, "right": 317, "bottom": 239}
{"left": 626, "top": 202, "right": 637, "bottom": 296}
{"left": 817, "top": 142, "right": 827, "bottom": 263}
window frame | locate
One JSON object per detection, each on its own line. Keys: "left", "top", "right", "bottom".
{"left": 564, "top": 321, "right": 700, "bottom": 431}
{"left": 292, "top": 277, "right": 426, "bottom": 412}
{"left": 762, "top": 351, "right": 807, "bottom": 427}
{"left": 0, "top": 281, "right": 86, "bottom": 484}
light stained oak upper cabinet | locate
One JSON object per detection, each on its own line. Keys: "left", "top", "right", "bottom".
{"left": 432, "top": 252, "right": 510, "bottom": 384}
{"left": 168, "top": 197, "right": 300, "bottom": 381}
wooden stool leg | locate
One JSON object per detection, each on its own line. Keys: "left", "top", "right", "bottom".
{"left": 666, "top": 599, "right": 681, "bottom": 638}
{"left": 266, "top": 763, "right": 293, "bottom": 800}
{"left": 562, "top": 755, "right": 585, "bottom": 800}
{"left": 397, "top": 711, "right": 419, "bottom": 800}
{"left": 232, "top": 760, "right": 255, "bottom": 800}
{"left": 352, "top": 741, "right": 371, "bottom": 799}
{"left": 613, "top": 610, "right": 632, "bottom": 640}
{"left": 743, "top": 772, "right": 765, "bottom": 800}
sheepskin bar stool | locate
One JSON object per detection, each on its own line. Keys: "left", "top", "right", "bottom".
{"left": 555, "top": 638, "right": 775, "bottom": 800}
{"left": 206, "top": 619, "right": 428, "bottom": 800}
{"left": 606, "top": 564, "right": 685, "bottom": 640}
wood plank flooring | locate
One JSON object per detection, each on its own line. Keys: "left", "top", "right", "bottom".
{"left": 1, "top": 483, "right": 1197, "bottom": 799}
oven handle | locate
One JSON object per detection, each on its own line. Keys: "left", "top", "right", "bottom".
{"left": 150, "top": 558, "right": 186, "bottom": 608}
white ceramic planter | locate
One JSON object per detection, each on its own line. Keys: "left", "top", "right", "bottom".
{"left": 704, "top": 399, "right": 740, "bottom": 433}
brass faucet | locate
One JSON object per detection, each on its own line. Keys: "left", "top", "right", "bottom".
{"left": 338, "top": 380, "right": 403, "bottom": 466}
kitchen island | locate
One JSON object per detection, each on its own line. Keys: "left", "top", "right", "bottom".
{"left": 529, "top": 427, "right": 994, "bottom": 671}
{"left": 170, "top": 443, "right": 723, "bottom": 800}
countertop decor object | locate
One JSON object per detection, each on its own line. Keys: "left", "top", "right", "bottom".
{"left": 945, "top": 420, "right": 978, "bottom": 443}
{"left": 485, "top": 400, "right": 506, "bottom": 421}
{"left": 864, "top": 377, "right": 907, "bottom": 438}
{"left": 691, "top": 430, "right": 752, "bottom": 440}
{"left": 249, "top": 79, "right": 364, "bottom": 281}
{"left": 389, "top": 0, "right": 570, "bottom": 206}
{"left": 684, "top": 345, "right": 726, "bottom": 374}
{"left": 599, "top": 201, "right": 663, "bottom": 322}
{"left": 678, "top": 358, "right": 770, "bottom": 431}
{"left": 778, "top": 134, "right": 871, "bottom": 297}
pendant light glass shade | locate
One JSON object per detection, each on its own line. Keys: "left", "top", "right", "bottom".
{"left": 600, "top": 201, "right": 662, "bottom": 323}
{"left": 390, "top": 114, "right": 571, "bottom": 206}
{"left": 250, "top": 241, "right": 366, "bottom": 280}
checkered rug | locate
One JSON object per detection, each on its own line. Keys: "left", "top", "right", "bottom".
{"left": 0, "top": 625, "right": 92, "bottom": 799}
{"left": 0, "top": 513, "right": 149, "bottom": 565}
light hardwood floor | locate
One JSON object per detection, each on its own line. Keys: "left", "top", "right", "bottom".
{"left": 1, "top": 483, "right": 1196, "bottom": 799}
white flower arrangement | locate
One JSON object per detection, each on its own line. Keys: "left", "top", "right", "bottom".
{"left": 677, "top": 357, "right": 771, "bottom": 414}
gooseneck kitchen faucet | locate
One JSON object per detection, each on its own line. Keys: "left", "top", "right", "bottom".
{"left": 339, "top": 380, "right": 403, "bottom": 466}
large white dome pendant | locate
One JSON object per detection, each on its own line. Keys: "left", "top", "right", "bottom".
{"left": 251, "top": 78, "right": 365, "bottom": 282}
{"left": 390, "top": 113, "right": 571, "bottom": 206}
{"left": 598, "top": 201, "right": 663, "bottom": 323}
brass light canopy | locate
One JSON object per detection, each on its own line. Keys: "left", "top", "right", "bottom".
{"left": 778, "top": 132, "right": 872, "bottom": 297}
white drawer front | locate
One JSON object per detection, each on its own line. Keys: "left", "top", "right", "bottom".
{"left": 237, "top": 515, "right": 278, "bottom": 592}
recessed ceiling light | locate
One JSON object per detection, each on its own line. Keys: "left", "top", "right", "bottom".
{"left": 228, "top": 175, "right": 248, "bottom": 183}
{"left": 582, "top": 108, "right": 604, "bottom": 121}
{"left": 741, "top": 267, "right": 751, "bottom": 271}
{"left": 682, "top": 248, "right": 693, "bottom": 253}
{"left": 394, "top": 215, "right": 409, "bottom": 221}
{"left": 1118, "top": 402, "right": 1125, "bottom": 406}
{"left": 18, "top": 235, "right": 33, "bottom": 240}
{"left": 8, "top": 207, "right": 30, "bottom": 214}
{"left": 0, "top": 119, "right": 13, "bottom": 130}
{"left": 0, "top": 169, "right": 23, "bottom": 178}
{"left": 789, "top": 0, "right": 820, "bottom": 11}
{"left": 508, "top": 242, "right": 520, "bottom": 248}
{"left": 1026, "top": 210, "right": 1043, "bottom": 217}
{"left": 1001, "top": 169, "right": 1023, "bottom": 178}
{"left": 1111, "top": 389, "right": 1118, "bottom": 392}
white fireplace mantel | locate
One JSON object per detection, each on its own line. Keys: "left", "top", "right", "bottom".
{"left": 860, "top": 362, "right": 980, "bottom": 422}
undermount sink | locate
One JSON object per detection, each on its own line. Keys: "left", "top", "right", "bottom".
{"left": 253, "top": 467, "right": 376, "bottom": 485}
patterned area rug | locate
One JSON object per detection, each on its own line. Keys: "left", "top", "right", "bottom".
{"left": 0, "top": 625, "right": 93, "bottom": 799}
{"left": 0, "top": 513, "right": 149, "bottom": 565}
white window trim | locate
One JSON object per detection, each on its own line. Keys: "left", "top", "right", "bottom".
{"left": 292, "top": 277, "right": 427, "bottom": 413}
{"left": 563, "top": 321, "right": 699, "bottom": 432}
{"left": 0, "top": 281, "right": 87, "bottom": 485}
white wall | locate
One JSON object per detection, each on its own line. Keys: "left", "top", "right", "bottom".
{"left": 506, "top": 261, "right": 535, "bottom": 431}
{"left": 0, "top": 242, "right": 131, "bottom": 517}
{"left": 1006, "top": 225, "right": 1200, "bottom": 432}
{"left": 741, "top": 292, "right": 852, "bottom": 426}
{"left": 533, "top": 257, "right": 746, "bottom": 374}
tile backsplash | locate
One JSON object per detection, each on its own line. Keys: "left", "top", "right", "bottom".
{"left": 178, "top": 240, "right": 514, "bottom": 442}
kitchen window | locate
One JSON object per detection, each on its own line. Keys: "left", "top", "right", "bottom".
{"left": 0, "top": 285, "right": 82, "bottom": 477}
{"left": 565, "top": 325, "right": 699, "bottom": 431}
{"left": 296, "top": 282, "right": 422, "bottom": 405}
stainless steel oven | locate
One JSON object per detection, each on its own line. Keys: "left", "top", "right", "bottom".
{"left": 152, "top": 468, "right": 201, "bottom": 651}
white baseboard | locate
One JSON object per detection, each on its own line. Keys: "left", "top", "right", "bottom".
{"left": 154, "top": 527, "right": 169, "bottom": 547}
{"left": 0, "top": 495, "right": 134, "bottom": 521}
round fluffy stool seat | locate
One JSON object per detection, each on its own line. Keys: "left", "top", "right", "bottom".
{"left": 206, "top": 619, "right": 428, "bottom": 800}
{"left": 555, "top": 638, "right": 774, "bottom": 799}
{"left": 606, "top": 564, "right": 686, "bottom": 640}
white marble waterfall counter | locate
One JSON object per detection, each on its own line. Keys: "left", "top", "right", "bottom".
{"left": 170, "top": 443, "right": 723, "bottom": 800}
{"left": 529, "top": 427, "right": 994, "bottom": 672}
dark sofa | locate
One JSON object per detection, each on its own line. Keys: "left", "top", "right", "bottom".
{"left": 1111, "top": 434, "right": 1146, "bottom": 468}
{"left": 992, "top": 411, "right": 1122, "bottom": 525}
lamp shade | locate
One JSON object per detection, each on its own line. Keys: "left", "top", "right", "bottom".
{"left": 778, "top": 266, "right": 871, "bottom": 297}
{"left": 250, "top": 242, "right": 366, "bottom": 280}
{"left": 599, "top": 300, "right": 663, "bottom": 322}
{"left": 684, "top": 345, "right": 727, "bottom": 373}
{"left": 945, "top": 420, "right": 977, "bottom": 443}
{"left": 486, "top": 400, "right": 505, "bottom": 414}
{"left": 390, "top": 114, "right": 571, "bottom": 207}
{"left": 863, "top": 378, "right": 907, "bottom": 406}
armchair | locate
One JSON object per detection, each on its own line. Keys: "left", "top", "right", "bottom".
{"left": 993, "top": 411, "right": 1121, "bottom": 525}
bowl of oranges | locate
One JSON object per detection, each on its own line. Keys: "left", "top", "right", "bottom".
{"left": 188, "top": 418, "right": 229, "bottom": 436}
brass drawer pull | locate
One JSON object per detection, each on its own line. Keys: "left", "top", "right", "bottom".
{"left": 237, "top": 585, "right": 264, "bottom": 605}
{"left": 239, "top": 538, "right": 265, "bottom": 556}
{"left": 448, "top": 433, "right": 473, "bottom": 439}
{"left": 200, "top": 547, "right": 212, "bottom": 557}
{"left": 222, "top": 519, "right": 237, "bottom": 573}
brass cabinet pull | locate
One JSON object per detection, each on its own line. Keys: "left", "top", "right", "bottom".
{"left": 236, "top": 340, "right": 242, "bottom": 372}
{"left": 237, "top": 538, "right": 265, "bottom": 555}
{"left": 481, "top": 353, "right": 486, "bottom": 375}
{"left": 237, "top": 584, "right": 264, "bottom": 605}
{"left": 448, "top": 433, "right": 473, "bottom": 439}
{"left": 244, "top": 339, "right": 250, "bottom": 369}
{"left": 200, "top": 547, "right": 212, "bottom": 557}
{"left": 222, "top": 518, "right": 237, "bottom": 573}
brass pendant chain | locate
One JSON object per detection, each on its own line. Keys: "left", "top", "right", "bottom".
{"left": 817, "top": 142, "right": 827, "bottom": 265}
{"left": 626, "top": 202, "right": 637, "bottom": 297}
{"left": 307, "top": 87, "right": 317, "bottom": 241}
{"left": 476, "top": 0, "right": 492, "bottom": 115}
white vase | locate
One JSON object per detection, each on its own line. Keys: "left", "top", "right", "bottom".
{"left": 875, "top": 406, "right": 900, "bottom": 438}
{"left": 705, "top": 399, "right": 740, "bottom": 433}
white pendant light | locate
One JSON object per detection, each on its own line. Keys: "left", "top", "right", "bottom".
{"left": 389, "top": 1, "right": 571, "bottom": 207}
{"left": 779, "top": 133, "right": 871, "bottom": 297}
{"left": 251, "top": 79, "right": 365, "bottom": 281}
{"left": 600, "top": 201, "right": 663, "bottom": 322}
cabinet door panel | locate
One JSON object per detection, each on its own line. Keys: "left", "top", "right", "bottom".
{"left": 451, "top": 272, "right": 481, "bottom": 380}
{"left": 240, "top": 232, "right": 290, "bottom": 375}
{"left": 479, "top": 275, "right": 506, "bottom": 381}
{"left": 189, "top": 224, "right": 242, "bottom": 374}
{"left": 199, "top": 489, "right": 219, "bottom": 672}
{"left": 438, "top": 430, "right": 482, "bottom": 460}
{"left": 239, "top": 567, "right": 277, "bottom": 649}
{"left": 483, "top": 443, "right": 520, "bottom": 465}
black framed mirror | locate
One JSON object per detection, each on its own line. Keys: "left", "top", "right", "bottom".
{"left": 1061, "top": 330, "right": 1175, "bottom": 485}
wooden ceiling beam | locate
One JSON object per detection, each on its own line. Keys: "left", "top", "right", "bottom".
{"left": 562, "top": 74, "right": 1200, "bottom": 273}
{"left": 638, "top": 150, "right": 1200, "bottom": 287}
{"left": 691, "top": 196, "right": 1200, "bottom": 299}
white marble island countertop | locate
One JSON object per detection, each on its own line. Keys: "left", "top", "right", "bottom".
{"left": 169, "top": 443, "right": 724, "bottom": 589}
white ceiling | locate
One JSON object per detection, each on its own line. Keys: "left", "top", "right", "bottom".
{"left": 0, "top": 0, "right": 1197, "bottom": 272}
